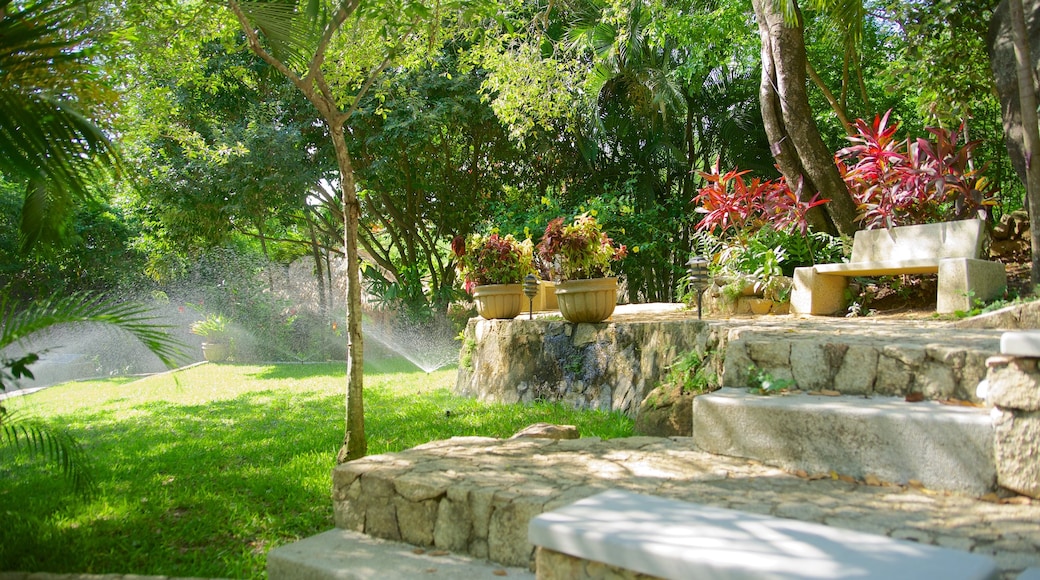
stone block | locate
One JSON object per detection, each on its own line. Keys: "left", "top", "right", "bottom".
{"left": 365, "top": 500, "right": 401, "bottom": 541}
{"left": 832, "top": 344, "right": 879, "bottom": 395}
{"left": 789, "top": 342, "right": 833, "bottom": 391}
{"left": 994, "top": 409, "right": 1040, "bottom": 498}
{"left": 267, "top": 528, "right": 535, "bottom": 580}
{"left": 937, "top": 258, "right": 1008, "bottom": 314}
{"left": 987, "top": 360, "right": 1040, "bottom": 411}
{"left": 528, "top": 490, "right": 999, "bottom": 580}
{"left": 791, "top": 266, "right": 847, "bottom": 315}
{"left": 693, "top": 388, "right": 996, "bottom": 494}
{"left": 394, "top": 497, "right": 437, "bottom": 545}
{"left": 489, "top": 496, "right": 546, "bottom": 567}
{"left": 434, "top": 495, "right": 473, "bottom": 551}
{"left": 1001, "top": 331, "right": 1040, "bottom": 358}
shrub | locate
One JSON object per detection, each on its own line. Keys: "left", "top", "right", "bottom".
{"left": 452, "top": 232, "right": 534, "bottom": 292}
{"left": 836, "top": 110, "right": 996, "bottom": 229}
{"left": 537, "top": 213, "right": 627, "bottom": 281}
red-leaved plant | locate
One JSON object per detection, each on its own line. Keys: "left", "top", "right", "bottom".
{"left": 537, "top": 213, "right": 627, "bottom": 281}
{"left": 836, "top": 110, "right": 996, "bottom": 230}
{"left": 452, "top": 233, "right": 534, "bottom": 294}
{"left": 692, "top": 161, "right": 828, "bottom": 237}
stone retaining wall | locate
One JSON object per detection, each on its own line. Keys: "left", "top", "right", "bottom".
{"left": 454, "top": 317, "right": 718, "bottom": 417}
{"left": 721, "top": 324, "right": 997, "bottom": 402}
{"left": 457, "top": 316, "right": 1004, "bottom": 421}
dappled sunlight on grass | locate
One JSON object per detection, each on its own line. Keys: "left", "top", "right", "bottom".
{"left": 0, "top": 358, "right": 630, "bottom": 578}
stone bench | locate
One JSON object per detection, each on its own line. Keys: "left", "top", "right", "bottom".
{"left": 528, "top": 489, "right": 999, "bottom": 580}
{"left": 791, "top": 219, "right": 1006, "bottom": 315}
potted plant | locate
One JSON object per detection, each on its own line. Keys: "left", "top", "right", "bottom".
{"left": 452, "top": 233, "right": 534, "bottom": 320}
{"left": 537, "top": 213, "right": 627, "bottom": 323}
{"left": 191, "top": 313, "right": 230, "bottom": 362}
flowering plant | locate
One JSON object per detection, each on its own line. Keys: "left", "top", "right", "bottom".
{"left": 693, "top": 161, "right": 828, "bottom": 238}
{"left": 452, "top": 233, "right": 534, "bottom": 293}
{"left": 537, "top": 213, "right": 628, "bottom": 281}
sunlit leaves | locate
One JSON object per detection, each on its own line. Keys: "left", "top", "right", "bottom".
{"left": 0, "top": 0, "right": 122, "bottom": 249}
{"left": 837, "top": 110, "right": 997, "bottom": 229}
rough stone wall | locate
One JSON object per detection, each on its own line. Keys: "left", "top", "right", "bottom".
{"left": 535, "top": 548, "right": 665, "bottom": 580}
{"left": 722, "top": 333, "right": 992, "bottom": 401}
{"left": 986, "top": 356, "right": 1040, "bottom": 498}
{"left": 454, "top": 318, "right": 717, "bottom": 417}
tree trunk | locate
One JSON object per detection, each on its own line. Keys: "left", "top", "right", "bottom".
{"left": 1009, "top": 0, "right": 1040, "bottom": 285}
{"left": 752, "top": 0, "right": 859, "bottom": 238}
{"left": 331, "top": 124, "right": 367, "bottom": 463}
{"left": 228, "top": 0, "right": 381, "bottom": 464}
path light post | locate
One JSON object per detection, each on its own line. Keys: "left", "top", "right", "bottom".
{"left": 687, "top": 256, "right": 710, "bottom": 320}
{"left": 523, "top": 274, "right": 539, "bottom": 320}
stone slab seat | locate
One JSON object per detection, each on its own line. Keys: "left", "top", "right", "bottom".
{"left": 528, "top": 489, "right": 999, "bottom": 580}
{"left": 791, "top": 219, "right": 1007, "bottom": 315}
{"left": 692, "top": 388, "right": 996, "bottom": 495}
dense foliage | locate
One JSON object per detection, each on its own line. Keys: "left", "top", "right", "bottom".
{"left": 0, "top": 0, "right": 1028, "bottom": 348}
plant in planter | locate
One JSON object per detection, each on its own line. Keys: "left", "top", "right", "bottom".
{"left": 191, "top": 313, "right": 230, "bottom": 361}
{"left": 452, "top": 233, "right": 534, "bottom": 319}
{"left": 692, "top": 162, "right": 835, "bottom": 315}
{"left": 537, "top": 213, "right": 627, "bottom": 323}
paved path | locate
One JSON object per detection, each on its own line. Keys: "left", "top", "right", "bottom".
{"left": 335, "top": 435, "right": 1040, "bottom": 579}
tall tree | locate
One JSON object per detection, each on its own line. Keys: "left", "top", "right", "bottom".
{"left": 228, "top": 0, "right": 467, "bottom": 461}
{"left": 1007, "top": 0, "right": 1040, "bottom": 284}
{"left": 752, "top": 0, "right": 859, "bottom": 236}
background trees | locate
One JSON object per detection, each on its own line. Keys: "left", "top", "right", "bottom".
{"left": 1, "top": 0, "right": 1029, "bottom": 375}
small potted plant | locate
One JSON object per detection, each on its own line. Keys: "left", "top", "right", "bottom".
{"left": 452, "top": 232, "right": 534, "bottom": 320}
{"left": 537, "top": 213, "right": 627, "bottom": 323}
{"left": 191, "top": 313, "right": 230, "bottom": 362}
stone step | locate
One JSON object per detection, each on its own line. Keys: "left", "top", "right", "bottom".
{"left": 692, "top": 387, "right": 995, "bottom": 495}
{"left": 716, "top": 319, "right": 1003, "bottom": 403}
{"left": 267, "top": 528, "right": 534, "bottom": 580}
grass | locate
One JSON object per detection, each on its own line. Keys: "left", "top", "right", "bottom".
{"left": 0, "top": 356, "right": 632, "bottom": 578}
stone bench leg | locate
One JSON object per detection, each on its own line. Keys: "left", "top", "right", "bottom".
{"left": 791, "top": 266, "right": 848, "bottom": 315}
{"left": 937, "top": 258, "right": 1008, "bottom": 313}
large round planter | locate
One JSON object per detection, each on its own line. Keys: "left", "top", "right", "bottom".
{"left": 472, "top": 283, "right": 523, "bottom": 320}
{"left": 202, "top": 342, "right": 229, "bottom": 362}
{"left": 555, "top": 277, "right": 618, "bottom": 323}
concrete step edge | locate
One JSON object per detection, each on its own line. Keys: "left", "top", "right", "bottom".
{"left": 267, "top": 529, "right": 534, "bottom": 580}
{"left": 692, "top": 388, "right": 995, "bottom": 495}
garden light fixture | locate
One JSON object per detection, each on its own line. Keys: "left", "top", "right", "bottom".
{"left": 687, "top": 256, "right": 710, "bottom": 319}
{"left": 523, "top": 274, "right": 539, "bottom": 320}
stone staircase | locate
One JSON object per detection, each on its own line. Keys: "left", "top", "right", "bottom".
{"left": 269, "top": 314, "right": 1040, "bottom": 579}
{"left": 693, "top": 388, "right": 995, "bottom": 494}
{"left": 701, "top": 318, "right": 1004, "bottom": 495}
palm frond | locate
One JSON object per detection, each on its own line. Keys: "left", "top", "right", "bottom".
{"left": 238, "top": 1, "right": 322, "bottom": 70}
{"left": 0, "top": 91, "right": 118, "bottom": 189}
{"left": 0, "top": 0, "right": 122, "bottom": 250}
{"left": 1, "top": 408, "right": 96, "bottom": 495}
{"left": 0, "top": 0, "right": 87, "bottom": 86}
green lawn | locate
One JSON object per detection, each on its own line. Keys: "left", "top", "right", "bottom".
{"left": 0, "top": 357, "right": 632, "bottom": 578}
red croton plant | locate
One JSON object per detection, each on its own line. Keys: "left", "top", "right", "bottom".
{"left": 836, "top": 110, "right": 997, "bottom": 230}
{"left": 692, "top": 161, "right": 828, "bottom": 237}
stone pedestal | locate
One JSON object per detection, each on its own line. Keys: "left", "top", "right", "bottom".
{"left": 986, "top": 353, "right": 1040, "bottom": 498}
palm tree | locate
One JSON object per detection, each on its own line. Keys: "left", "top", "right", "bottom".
{"left": 0, "top": 0, "right": 121, "bottom": 249}
{"left": 1, "top": 292, "right": 184, "bottom": 493}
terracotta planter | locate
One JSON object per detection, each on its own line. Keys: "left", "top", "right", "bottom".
{"left": 555, "top": 277, "right": 618, "bottom": 323}
{"left": 533, "top": 281, "right": 558, "bottom": 312}
{"left": 472, "top": 283, "right": 523, "bottom": 320}
{"left": 202, "top": 342, "right": 229, "bottom": 362}
{"left": 748, "top": 298, "right": 773, "bottom": 315}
